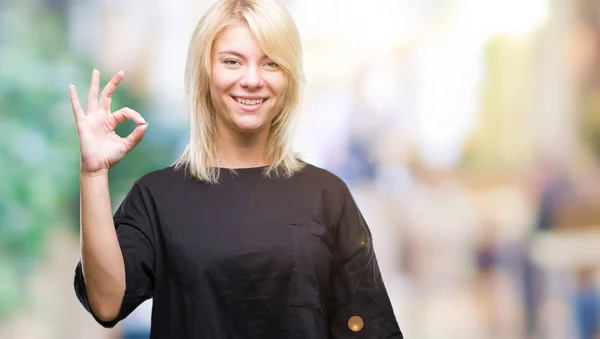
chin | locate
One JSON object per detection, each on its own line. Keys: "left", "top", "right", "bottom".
{"left": 233, "top": 117, "right": 267, "bottom": 133}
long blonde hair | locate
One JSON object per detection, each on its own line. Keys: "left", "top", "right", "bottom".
{"left": 173, "top": 0, "right": 306, "bottom": 183}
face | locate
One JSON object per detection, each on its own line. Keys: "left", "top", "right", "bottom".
{"left": 210, "top": 22, "right": 286, "bottom": 136}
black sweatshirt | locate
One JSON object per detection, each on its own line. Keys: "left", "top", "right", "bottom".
{"left": 74, "top": 163, "right": 403, "bottom": 338}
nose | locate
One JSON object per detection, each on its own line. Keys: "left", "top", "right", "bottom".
{"left": 239, "top": 65, "right": 264, "bottom": 89}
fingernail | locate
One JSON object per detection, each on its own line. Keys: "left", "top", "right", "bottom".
{"left": 69, "top": 83, "right": 74, "bottom": 89}
{"left": 140, "top": 117, "right": 146, "bottom": 124}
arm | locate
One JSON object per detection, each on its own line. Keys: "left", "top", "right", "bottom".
{"left": 69, "top": 69, "right": 150, "bottom": 327}
{"left": 78, "top": 170, "right": 125, "bottom": 322}
{"left": 327, "top": 184, "right": 403, "bottom": 339}
{"left": 74, "top": 179, "right": 156, "bottom": 328}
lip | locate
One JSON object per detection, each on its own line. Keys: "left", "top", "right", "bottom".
{"left": 231, "top": 96, "right": 268, "bottom": 113}
{"left": 233, "top": 95, "right": 267, "bottom": 100}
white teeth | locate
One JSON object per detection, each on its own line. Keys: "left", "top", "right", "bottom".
{"left": 235, "top": 97, "right": 264, "bottom": 105}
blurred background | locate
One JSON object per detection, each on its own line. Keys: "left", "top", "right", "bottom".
{"left": 3, "top": 0, "right": 600, "bottom": 338}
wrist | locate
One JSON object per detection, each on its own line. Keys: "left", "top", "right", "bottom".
{"left": 80, "top": 168, "right": 109, "bottom": 179}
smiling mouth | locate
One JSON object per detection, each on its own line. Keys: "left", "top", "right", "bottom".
{"left": 232, "top": 96, "right": 268, "bottom": 106}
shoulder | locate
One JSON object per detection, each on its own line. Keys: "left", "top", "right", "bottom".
{"left": 115, "top": 166, "right": 192, "bottom": 210}
{"left": 297, "top": 162, "right": 342, "bottom": 183}
{"left": 295, "top": 162, "right": 351, "bottom": 197}
{"left": 131, "top": 165, "right": 190, "bottom": 192}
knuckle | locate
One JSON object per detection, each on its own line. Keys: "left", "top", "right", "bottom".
{"left": 103, "top": 87, "right": 115, "bottom": 97}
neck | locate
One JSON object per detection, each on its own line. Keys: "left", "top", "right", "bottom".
{"left": 215, "top": 125, "right": 272, "bottom": 169}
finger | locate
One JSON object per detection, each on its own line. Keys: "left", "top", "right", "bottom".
{"left": 99, "top": 71, "right": 125, "bottom": 112}
{"left": 124, "top": 123, "right": 148, "bottom": 150}
{"left": 86, "top": 69, "right": 100, "bottom": 113}
{"left": 69, "top": 84, "right": 85, "bottom": 123}
{"left": 112, "top": 107, "right": 147, "bottom": 125}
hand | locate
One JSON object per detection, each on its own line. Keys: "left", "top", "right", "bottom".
{"left": 70, "top": 69, "right": 148, "bottom": 175}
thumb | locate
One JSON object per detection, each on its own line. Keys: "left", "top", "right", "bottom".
{"left": 124, "top": 122, "right": 148, "bottom": 150}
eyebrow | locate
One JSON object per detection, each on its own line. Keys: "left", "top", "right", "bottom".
{"left": 218, "top": 50, "right": 245, "bottom": 58}
{"left": 218, "top": 50, "right": 269, "bottom": 60}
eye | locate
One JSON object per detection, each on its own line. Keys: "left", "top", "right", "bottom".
{"left": 265, "top": 61, "right": 279, "bottom": 69}
{"left": 224, "top": 58, "right": 240, "bottom": 66}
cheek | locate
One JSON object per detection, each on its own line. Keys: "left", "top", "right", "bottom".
{"left": 211, "top": 69, "right": 238, "bottom": 96}
{"left": 209, "top": 85, "right": 224, "bottom": 112}
{"left": 266, "top": 76, "right": 286, "bottom": 111}
{"left": 268, "top": 73, "right": 286, "bottom": 96}
{"left": 274, "top": 80, "right": 287, "bottom": 105}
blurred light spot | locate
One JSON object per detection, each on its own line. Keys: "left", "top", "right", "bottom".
{"left": 348, "top": 315, "right": 364, "bottom": 332}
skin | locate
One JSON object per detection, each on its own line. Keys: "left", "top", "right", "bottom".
{"left": 210, "top": 22, "right": 286, "bottom": 168}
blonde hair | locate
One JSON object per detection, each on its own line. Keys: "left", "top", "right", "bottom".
{"left": 173, "top": 0, "right": 306, "bottom": 183}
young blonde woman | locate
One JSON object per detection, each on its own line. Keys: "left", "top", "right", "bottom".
{"left": 70, "top": 0, "right": 403, "bottom": 337}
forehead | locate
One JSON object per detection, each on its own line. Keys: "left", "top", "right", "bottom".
{"left": 213, "top": 23, "right": 266, "bottom": 58}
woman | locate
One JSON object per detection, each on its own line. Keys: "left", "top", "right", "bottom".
{"left": 71, "top": 0, "right": 403, "bottom": 338}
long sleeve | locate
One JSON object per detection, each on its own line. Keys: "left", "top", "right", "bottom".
{"left": 327, "top": 184, "right": 403, "bottom": 338}
{"left": 74, "top": 181, "right": 156, "bottom": 328}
